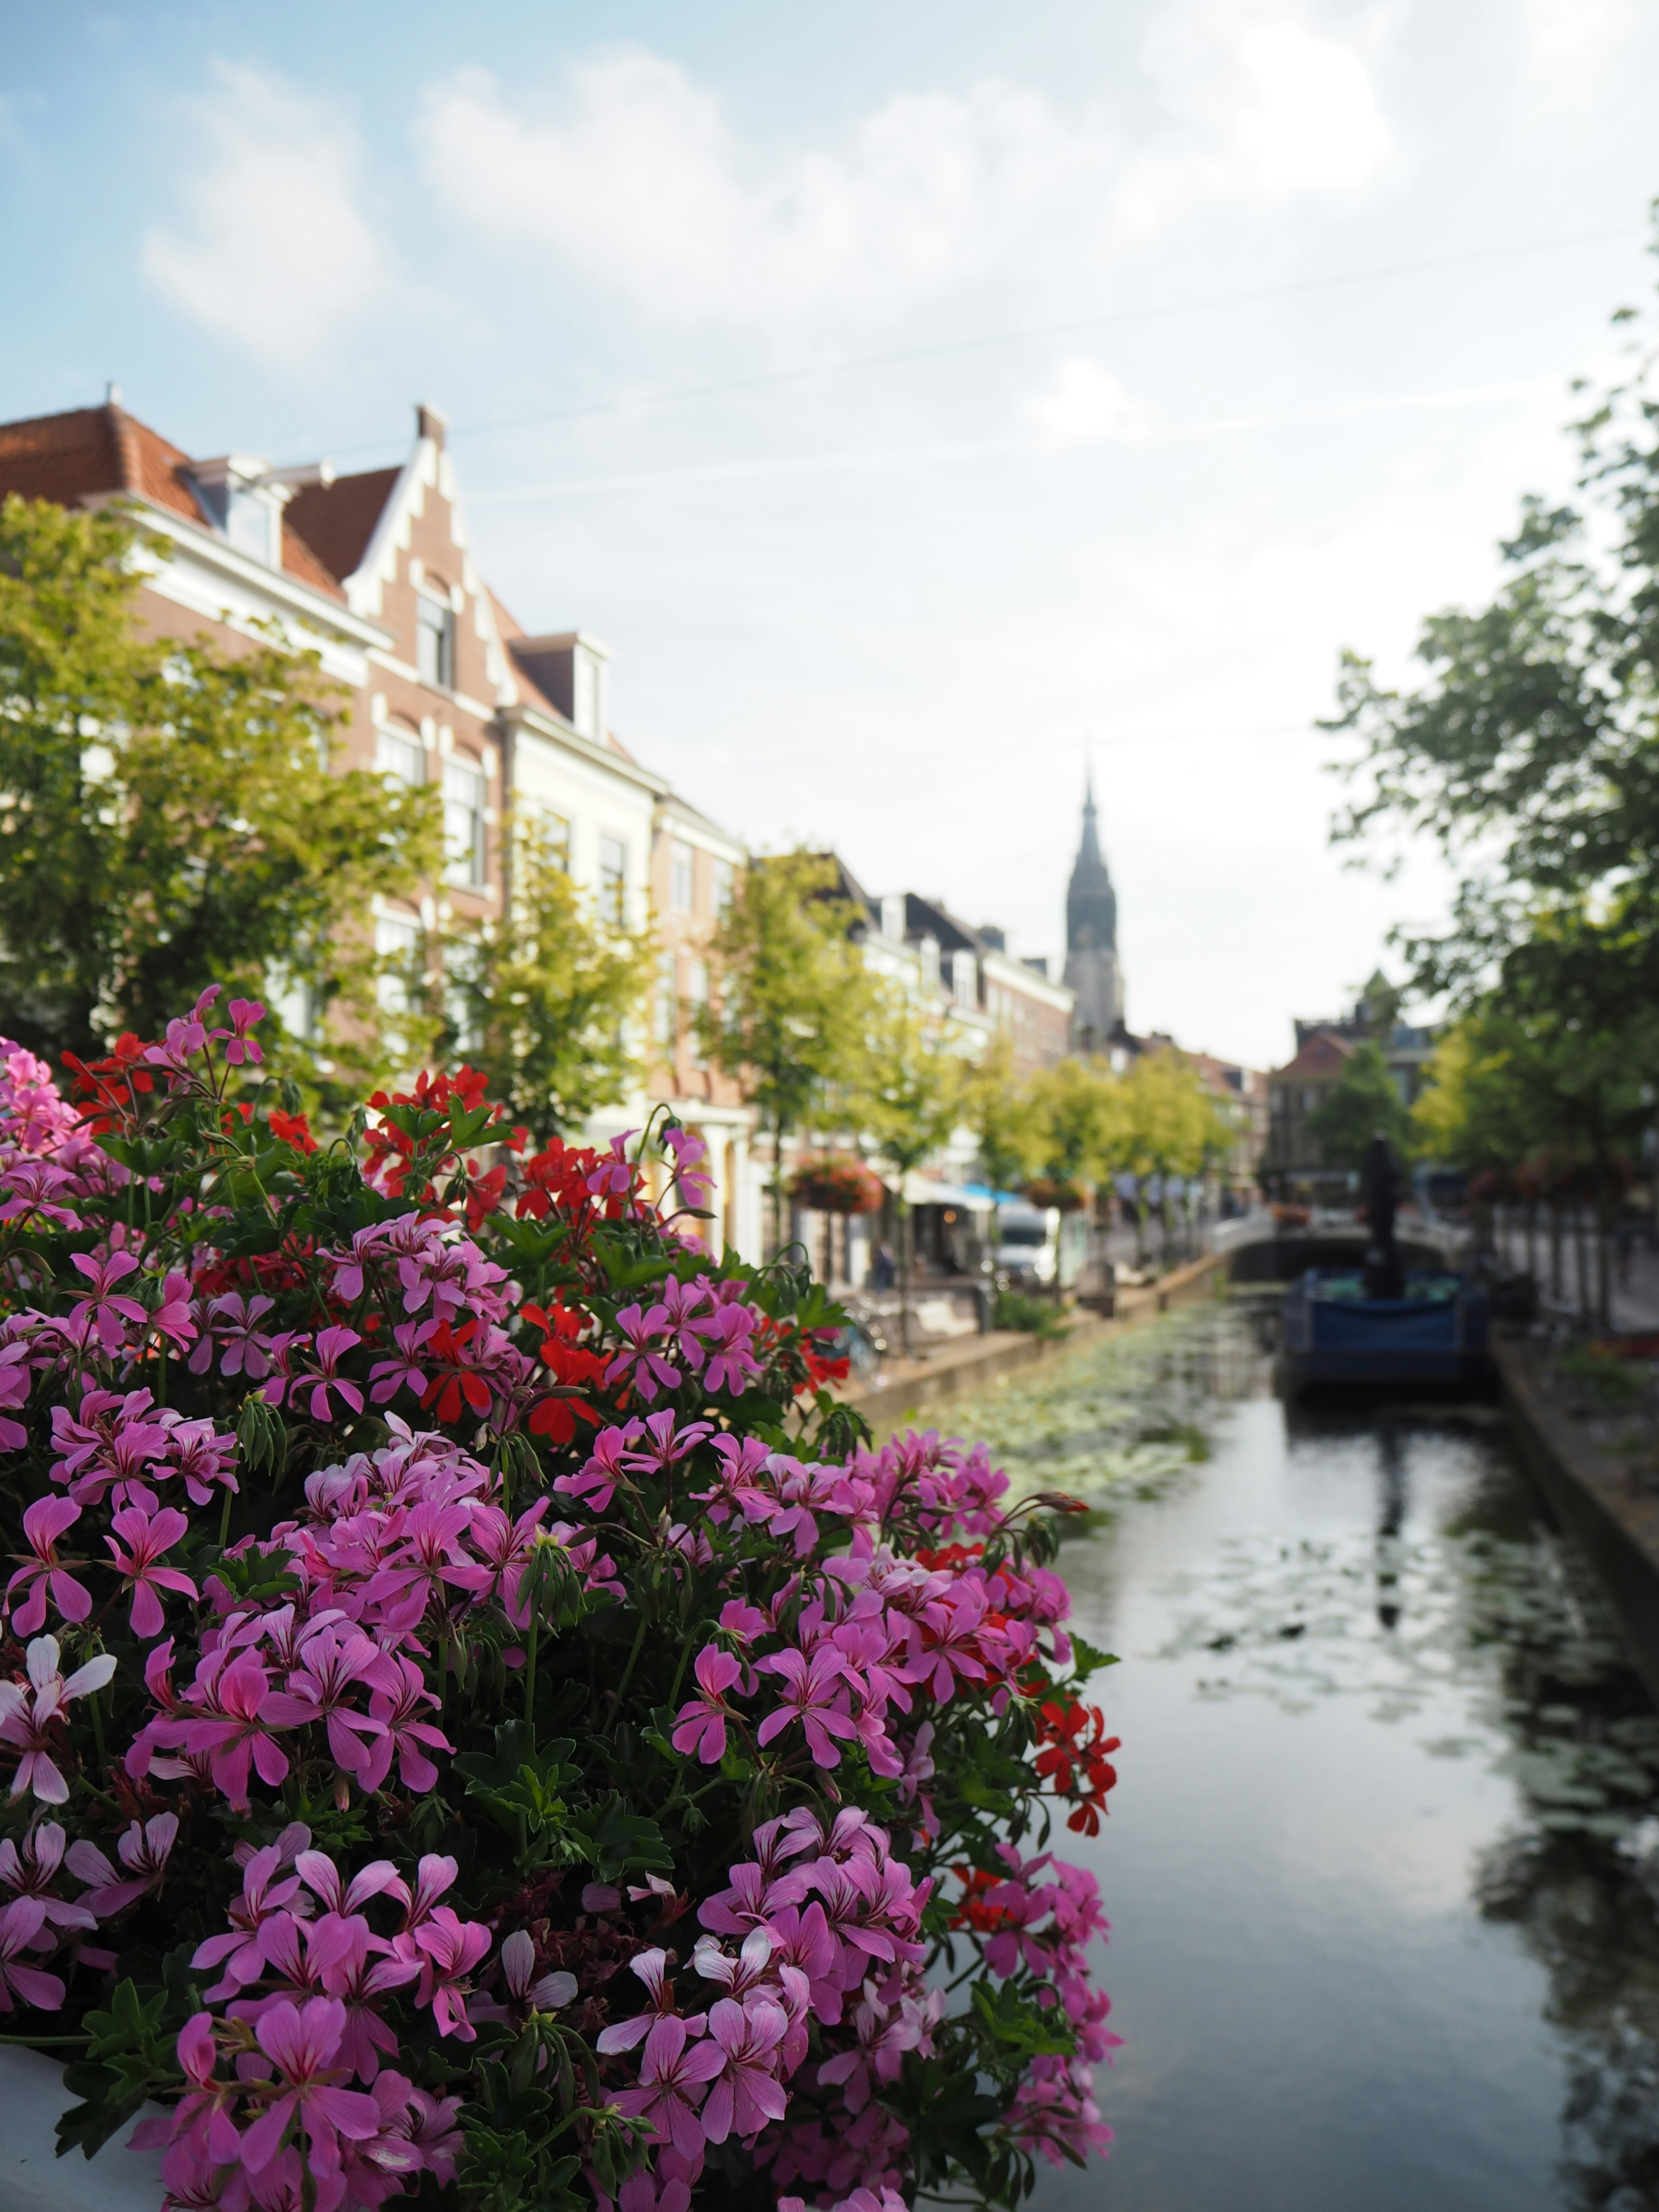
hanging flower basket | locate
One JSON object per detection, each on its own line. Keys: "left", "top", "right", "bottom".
{"left": 1024, "top": 1177, "right": 1085, "bottom": 1214}
{"left": 787, "top": 1155, "right": 885, "bottom": 1214}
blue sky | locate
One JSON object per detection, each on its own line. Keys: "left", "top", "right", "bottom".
{"left": 4, "top": 0, "right": 1658, "bottom": 1065}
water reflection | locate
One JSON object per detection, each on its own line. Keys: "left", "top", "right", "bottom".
{"left": 946, "top": 1299, "right": 1659, "bottom": 2210}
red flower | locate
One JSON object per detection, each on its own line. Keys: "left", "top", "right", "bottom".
{"left": 268, "top": 1108, "right": 318, "bottom": 1155}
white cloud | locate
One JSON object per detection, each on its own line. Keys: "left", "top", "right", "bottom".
{"left": 1024, "top": 360, "right": 1147, "bottom": 447}
{"left": 416, "top": 22, "right": 1393, "bottom": 329}
{"left": 143, "top": 65, "right": 391, "bottom": 375}
{"left": 1230, "top": 22, "right": 1392, "bottom": 195}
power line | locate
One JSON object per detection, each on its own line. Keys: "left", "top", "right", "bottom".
{"left": 432, "top": 221, "right": 1638, "bottom": 446}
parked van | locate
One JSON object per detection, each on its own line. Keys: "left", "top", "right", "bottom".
{"left": 993, "top": 1203, "right": 1056, "bottom": 1286}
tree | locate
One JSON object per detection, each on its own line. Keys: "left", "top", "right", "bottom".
{"left": 858, "top": 989, "right": 965, "bottom": 1352}
{"left": 0, "top": 494, "right": 440, "bottom": 1088}
{"left": 1117, "top": 1050, "right": 1231, "bottom": 1266}
{"left": 699, "top": 851, "right": 880, "bottom": 1255}
{"left": 1027, "top": 1056, "right": 1122, "bottom": 1191}
{"left": 1325, "top": 243, "right": 1659, "bottom": 1030}
{"left": 960, "top": 1039, "right": 1045, "bottom": 1197}
{"left": 1305, "top": 1040, "right": 1414, "bottom": 1171}
{"left": 444, "top": 818, "right": 655, "bottom": 1147}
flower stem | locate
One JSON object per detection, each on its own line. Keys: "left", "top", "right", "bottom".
{"left": 613, "top": 1612, "right": 651, "bottom": 1704}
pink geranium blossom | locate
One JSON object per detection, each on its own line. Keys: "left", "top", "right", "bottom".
{"left": 105, "top": 1503, "right": 195, "bottom": 1637}
{"left": 407, "top": 1906, "right": 493, "bottom": 2040}
{"left": 672, "top": 1645, "right": 744, "bottom": 1764}
{"left": 240, "top": 1996, "right": 384, "bottom": 2180}
{"left": 5, "top": 1495, "right": 91, "bottom": 1634}
{"left": 699, "top": 1994, "right": 789, "bottom": 2144}
{"left": 756, "top": 1645, "right": 858, "bottom": 1769}
{"left": 0, "top": 1896, "right": 66, "bottom": 2012}
{"left": 613, "top": 2013, "right": 725, "bottom": 2159}
{"left": 0, "top": 1634, "right": 116, "bottom": 1802}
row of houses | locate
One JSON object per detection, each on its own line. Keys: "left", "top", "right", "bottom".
{"left": 0, "top": 391, "right": 1082, "bottom": 1265}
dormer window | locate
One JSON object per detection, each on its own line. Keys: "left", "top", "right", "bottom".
{"left": 880, "top": 895, "right": 906, "bottom": 943}
{"left": 191, "top": 457, "right": 283, "bottom": 567}
{"left": 417, "top": 591, "right": 455, "bottom": 690}
{"left": 191, "top": 454, "right": 330, "bottom": 572}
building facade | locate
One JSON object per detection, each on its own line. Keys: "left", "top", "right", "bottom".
{"left": 0, "top": 394, "right": 755, "bottom": 1244}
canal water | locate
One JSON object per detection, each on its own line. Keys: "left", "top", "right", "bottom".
{"left": 945, "top": 1295, "right": 1659, "bottom": 2211}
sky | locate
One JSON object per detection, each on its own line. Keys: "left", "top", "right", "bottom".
{"left": 3, "top": 1, "right": 1659, "bottom": 1069}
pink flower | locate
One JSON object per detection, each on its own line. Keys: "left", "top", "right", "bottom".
{"left": 0, "top": 1821, "right": 96, "bottom": 1930}
{"left": 554, "top": 1421, "right": 642, "bottom": 1514}
{"left": 756, "top": 1645, "right": 857, "bottom": 1769}
{"left": 699, "top": 1994, "right": 789, "bottom": 2143}
{"left": 0, "top": 1634, "right": 116, "bottom": 1802}
{"left": 67, "top": 1249, "right": 145, "bottom": 1353}
{"left": 697, "top": 1305, "right": 761, "bottom": 1395}
{"left": 216, "top": 998, "right": 265, "bottom": 1067}
{"left": 263, "top": 1624, "right": 393, "bottom": 1779}
{"left": 191, "top": 1841, "right": 306, "bottom": 1996}
{"left": 105, "top": 1504, "right": 195, "bottom": 1638}
{"left": 613, "top": 2014, "right": 725, "bottom": 2158}
{"left": 499, "top": 1929, "right": 577, "bottom": 2013}
{"left": 174, "top": 1652, "right": 291, "bottom": 1809}
{"left": 0, "top": 1897, "right": 65, "bottom": 2013}
{"left": 672, "top": 1645, "right": 744, "bottom": 1764}
{"left": 408, "top": 1907, "right": 492, "bottom": 2040}
{"left": 368, "top": 1318, "right": 436, "bottom": 1405}
{"left": 5, "top": 1496, "right": 91, "bottom": 1635}
{"left": 188, "top": 1292, "right": 276, "bottom": 1381}
{"left": 358, "top": 1655, "right": 453, "bottom": 1794}
{"left": 294, "top": 1850, "right": 409, "bottom": 1920}
{"left": 65, "top": 1812, "right": 178, "bottom": 1916}
{"left": 604, "top": 1304, "right": 680, "bottom": 1402}
{"left": 595, "top": 1946, "right": 680, "bottom": 2054}
{"left": 149, "top": 1271, "right": 198, "bottom": 1351}
{"left": 304, "top": 1326, "right": 365, "bottom": 1421}
{"left": 586, "top": 1134, "right": 637, "bottom": 1199}
{"left": 240, "top": 1997, "right": 384, "bottom": 2180}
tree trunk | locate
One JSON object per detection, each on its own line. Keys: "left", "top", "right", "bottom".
{"left": 1573, "top": 1203, "right": 1592, "bottom": 1322}
{"left": 898, "top": 1201, "right": 913, "bottom": 1356}
{"left": 771, "top": 1114, "right": 786, "bottom": 1263}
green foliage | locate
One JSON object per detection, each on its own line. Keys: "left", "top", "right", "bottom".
{"left": 994, "top": 1287, "right": 1066, "bottom": 1338}
{"left": 1305, "top": 1039, "right": 1414, "bottom": 1170}
{"left": 0, "top": 493, "right": 441, "bottom": 1082}
{"left": 699, "top": 850, "right": 881, "bottom": 1246}
{"left": 447, "top": 818, "right": 654, "bottom": 1145}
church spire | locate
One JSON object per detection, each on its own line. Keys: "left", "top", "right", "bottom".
{"left": 1062, "top": 776, "right": 1123, "bottom": 1042}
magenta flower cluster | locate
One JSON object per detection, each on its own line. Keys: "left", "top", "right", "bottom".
{"left": 0, "top": 1001, "right": 1121, "bottom": 2212}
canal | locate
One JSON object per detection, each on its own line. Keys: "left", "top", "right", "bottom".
{"left": 945, "top": 1294, "right": 1659, "bottom": 2211}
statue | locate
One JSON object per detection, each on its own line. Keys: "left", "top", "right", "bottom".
{"left": 1360, "top": 1130, "right": 1405, "bottom": 1300}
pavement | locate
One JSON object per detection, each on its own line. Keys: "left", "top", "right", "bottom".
{"left": 1493, "top": 1212, "right": 1659, "bottom": 1334}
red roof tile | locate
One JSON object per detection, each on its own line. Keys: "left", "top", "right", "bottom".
{"left": 1272, "top": 1030, "right": 1355, "bottom": 1083}
{"left": 284, "top": 467, "right": 400, "bottom": 589}
{"left": 0, "top": 402, "right": 347, "bottom": 604}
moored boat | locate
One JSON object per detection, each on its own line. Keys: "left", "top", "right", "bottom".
{"left": 1279, "top": 1268, "right": 1492, "bottom": 1391}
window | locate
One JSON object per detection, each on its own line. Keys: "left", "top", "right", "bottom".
{"left": 712, "top": 860, "right": 734, "bottom": 915}
{"left": 443, "top": 756, "right": 486, "bottom": 887}
{"left": 655, "top": 951, "right": 679, "bottom": 1057}
{"left": 416, "top": 594, "right": 454, "bottom": 690}
{"left": 445, "top": 934, "right": 482, "bottom": 1052}
{"left": 572, "top": 653, "right": 598, "bottom": 738}
{"left": 375, "top": 911, "right": 423, "bottom": 1018}
{"left": 686, "top": 959, "right": 709, "bottom": 1067}
{"left": 599, "top": 836, "right": 627, "bottom": 925}
{"left": 225, "top": 485, "right": 279, "bottom": 566}
{"left": 540, "top": 810, "right": 571, "bottom": 870}
{"left": 375, "top": 724, "right": 423, "bottom": 789}
{"left": 671, "top": 840, "right": 694, "bottom": 913}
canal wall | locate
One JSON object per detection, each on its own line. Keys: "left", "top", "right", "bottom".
{"left": 842, "top": 1250, "right": 1222, "bottom": 1433}
{"left": 1493, "top": 1327, "right": 1659, "bottom": 1707}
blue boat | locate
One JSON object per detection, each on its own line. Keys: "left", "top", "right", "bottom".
{"left": 1279, "top": 1268, "right": 1492, "bottom": 1390}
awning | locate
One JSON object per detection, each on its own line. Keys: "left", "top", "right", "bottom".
{"left": 899, "top": 1174, "right": 1011, "bottom": 1210}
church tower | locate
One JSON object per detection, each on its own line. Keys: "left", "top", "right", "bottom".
{"left": 1062, "top": 778, "right": 1123, "bottom": 1052}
